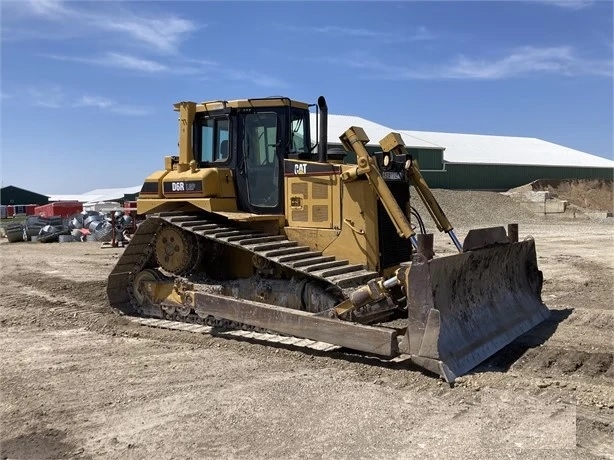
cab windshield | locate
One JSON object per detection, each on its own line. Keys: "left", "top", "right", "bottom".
{"left": 244, "top": 112, "right": 278, "bottom": 166}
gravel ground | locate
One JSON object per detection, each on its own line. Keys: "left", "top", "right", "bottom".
{"left": 0, "top": 192, "right": 613, "bottom": 459}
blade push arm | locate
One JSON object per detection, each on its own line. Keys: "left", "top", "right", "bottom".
{"left": 378, "top": 132, "right": 463, "bottom": 252}
{"left": 340, "top": 126, "right": 418, "bottom": 249}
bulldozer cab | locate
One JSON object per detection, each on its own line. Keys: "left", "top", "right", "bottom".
{"left": 190, "top": 98, "right": 314, "bottom": 215}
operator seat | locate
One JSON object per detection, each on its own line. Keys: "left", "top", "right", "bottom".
{"left": 219, "top": 140, "right": 228, "bottom": 160}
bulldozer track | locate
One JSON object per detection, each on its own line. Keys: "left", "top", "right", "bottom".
{"left": 47, "top": 303, "right": 342, "bottom": 353}
{"left": 107, "top": 211, "right": 381, "bottom": 332}
{"left": 133, "top": 317, "right": 341, "bottom": 352}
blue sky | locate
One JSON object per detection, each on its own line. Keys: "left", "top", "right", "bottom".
{"left": 1, "top": 0, "right": 612, "bottom": 194}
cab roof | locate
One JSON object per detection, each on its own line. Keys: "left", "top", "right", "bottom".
{"left": 174, "top": 97, "right": 310, "bottom": 113}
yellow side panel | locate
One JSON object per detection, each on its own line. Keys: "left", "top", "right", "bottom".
{"left": 330, "top": 179, "right": 379, "bottom": 271}
{"left": 285, "top": 175, "right": 336, "bottom": 229}
{"left": 284, "top": 177, "right": 380, "bottom": 272}
{"left": 137, "top": 198, "right": 237, "bottom": 215}
{"left": 162, "top": 168, "right": 236, "bottom": 199}
{"left": 139, "top": 170, "right": 168, "bottom": 199}
{"left": 283, "top": 227, "right": 341, "bottom": 252}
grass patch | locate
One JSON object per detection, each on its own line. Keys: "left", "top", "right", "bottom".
{"left": 1, "top": 216, "right": 27, "bottom": 226}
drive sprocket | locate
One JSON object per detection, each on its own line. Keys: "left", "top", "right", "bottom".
{"left": 154, "top": 225, "right": 197, "bottom": 275}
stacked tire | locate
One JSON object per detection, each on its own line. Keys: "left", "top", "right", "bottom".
{"left": 6, "top": 210, "right": 134, "bottom": 244}
{"left": 6, "top": 223, "right": 25, "bottom": 243}
{"left": 23, "top": 216, "right": 64, "bottom": 241}
{"left": 38, "top": 224, "right": 70, "bottom": 243}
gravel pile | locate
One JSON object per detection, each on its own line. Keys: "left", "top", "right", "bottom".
{"left": 410, "top": 188, "right": 540, "bottom": 231}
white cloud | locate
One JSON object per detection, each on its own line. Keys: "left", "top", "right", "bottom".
{"left": 42, "top": 52, "right": 285, "bottom": 86}
{"left": 42, "top": 52, "right": 223, "bottom": 78}
{"left": 18, "top": 85, "right": 151, "bottom": 116}
{"left": 102, "top": 16, "right": 196, "bottom": 54}
{"left": 224, "top": 70, "right": 288, "bottom": 88}
{"left": 74, "top": 95, "right": 115, "bottom": 109}
{"left": 23, "top": 0, "right": 66, "bottom": 18}
{"left": 0, "top": 26, "right": 82, "bottom": 43}
{"left": 6, "top": 2, "right": 283, "bottom": 88}
{"left": 276, "top": 24, "right": 436, "bottom": 42}
{"left": 45, "top": 52, "right": 170, "bottom": 73}
{"left": 447, "top": 46, "right": 612, "bottom": 79}
{"left": 450, "top": 46, "right": 573, "bottom": 79}
{"left": 7, "top": 0, "right": 198, "bottom": 54}
{"left": 530, "top": 0, "right": 594, "bottom": 9}
{"left": 311, "top": 25, "right": 385, "bottom": 38}
{"left": 323, "top": 46, "right": 613, "bottom": 80}
{"left": 106, "top": 105, "right": 152, "bottom": 116}
{"left": 102, "top": 53, "right": 170, "bottom": 73}
{"left": 27, "top": 84, "right": 65, "bottom": 108}
{"left": 74, "top": 95, "right": 152, "bottom": 116}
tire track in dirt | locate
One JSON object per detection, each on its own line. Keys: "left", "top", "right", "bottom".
{"left": 5, "top": 265, "right": 614, "bottom": 385}
{"left": 541, "top": 256, "right": 613, "bottom": 312}
{"left": 576, "top": 406, "right": 614, "bottom": 460}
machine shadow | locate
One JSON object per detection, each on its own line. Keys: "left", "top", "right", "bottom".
{"left": 204, "top": 306, "right": 573, "bottom": 383}
{"left": 206, "top": 329, "right": 428, "bottom": 374}
{"left": 468, "top": 306, "right": 573, "bottom": 376}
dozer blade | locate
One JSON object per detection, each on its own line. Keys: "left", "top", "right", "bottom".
{"left": 403, "top": 234, "right": 550, "bottom": 382}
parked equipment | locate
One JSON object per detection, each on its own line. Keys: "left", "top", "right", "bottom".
{"left": 106, "top": 95, "right": 549, "bottom": 382}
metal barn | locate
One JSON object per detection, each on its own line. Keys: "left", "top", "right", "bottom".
{"left": 312, "top": 114, "right": 614, "bottom": 191}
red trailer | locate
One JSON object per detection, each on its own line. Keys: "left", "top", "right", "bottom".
{"left": 35, "top": 201, "right": 83, "bottom": 218}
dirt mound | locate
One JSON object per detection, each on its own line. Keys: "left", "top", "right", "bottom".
{"left": 2, "top": 271, "right": 109, "bottom": 311}
{"left": 510, "top": 179, "right": 613, "bottom": 213}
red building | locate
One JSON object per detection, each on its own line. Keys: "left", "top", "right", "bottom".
{"left": 1, "top": 204, "right": 38, "bottom": 218}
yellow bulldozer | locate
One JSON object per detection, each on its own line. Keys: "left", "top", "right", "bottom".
{"left": 107, "top": 95, "right": 550, "bottom": 382}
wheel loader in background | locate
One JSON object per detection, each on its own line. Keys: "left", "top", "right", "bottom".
{"left": 106, "top": 95, "right": 550, "bottom": 382}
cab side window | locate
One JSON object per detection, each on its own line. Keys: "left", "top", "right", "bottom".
{"left": 201, "top": 119, "right": 215, "bottom": 163}
{"left": 216, "top": 119, "right": 229, "bottom": 161}
{"left": 197, "top": 117, "right": 230, "bottom": 164}
{"left": 290, "top": 110, "right": 307, "bottom": 154}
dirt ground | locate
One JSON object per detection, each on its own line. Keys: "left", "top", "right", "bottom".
{"left": 1, "top": 197, "right": 613, "bottom": 459}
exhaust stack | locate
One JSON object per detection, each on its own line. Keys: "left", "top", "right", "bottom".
{"left": 317, "top": 96, "right": 328, "bottom": 163}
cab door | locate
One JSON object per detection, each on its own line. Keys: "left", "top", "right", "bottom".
{"left": 235, "top": 111, "right": 284, "bottom": 214}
